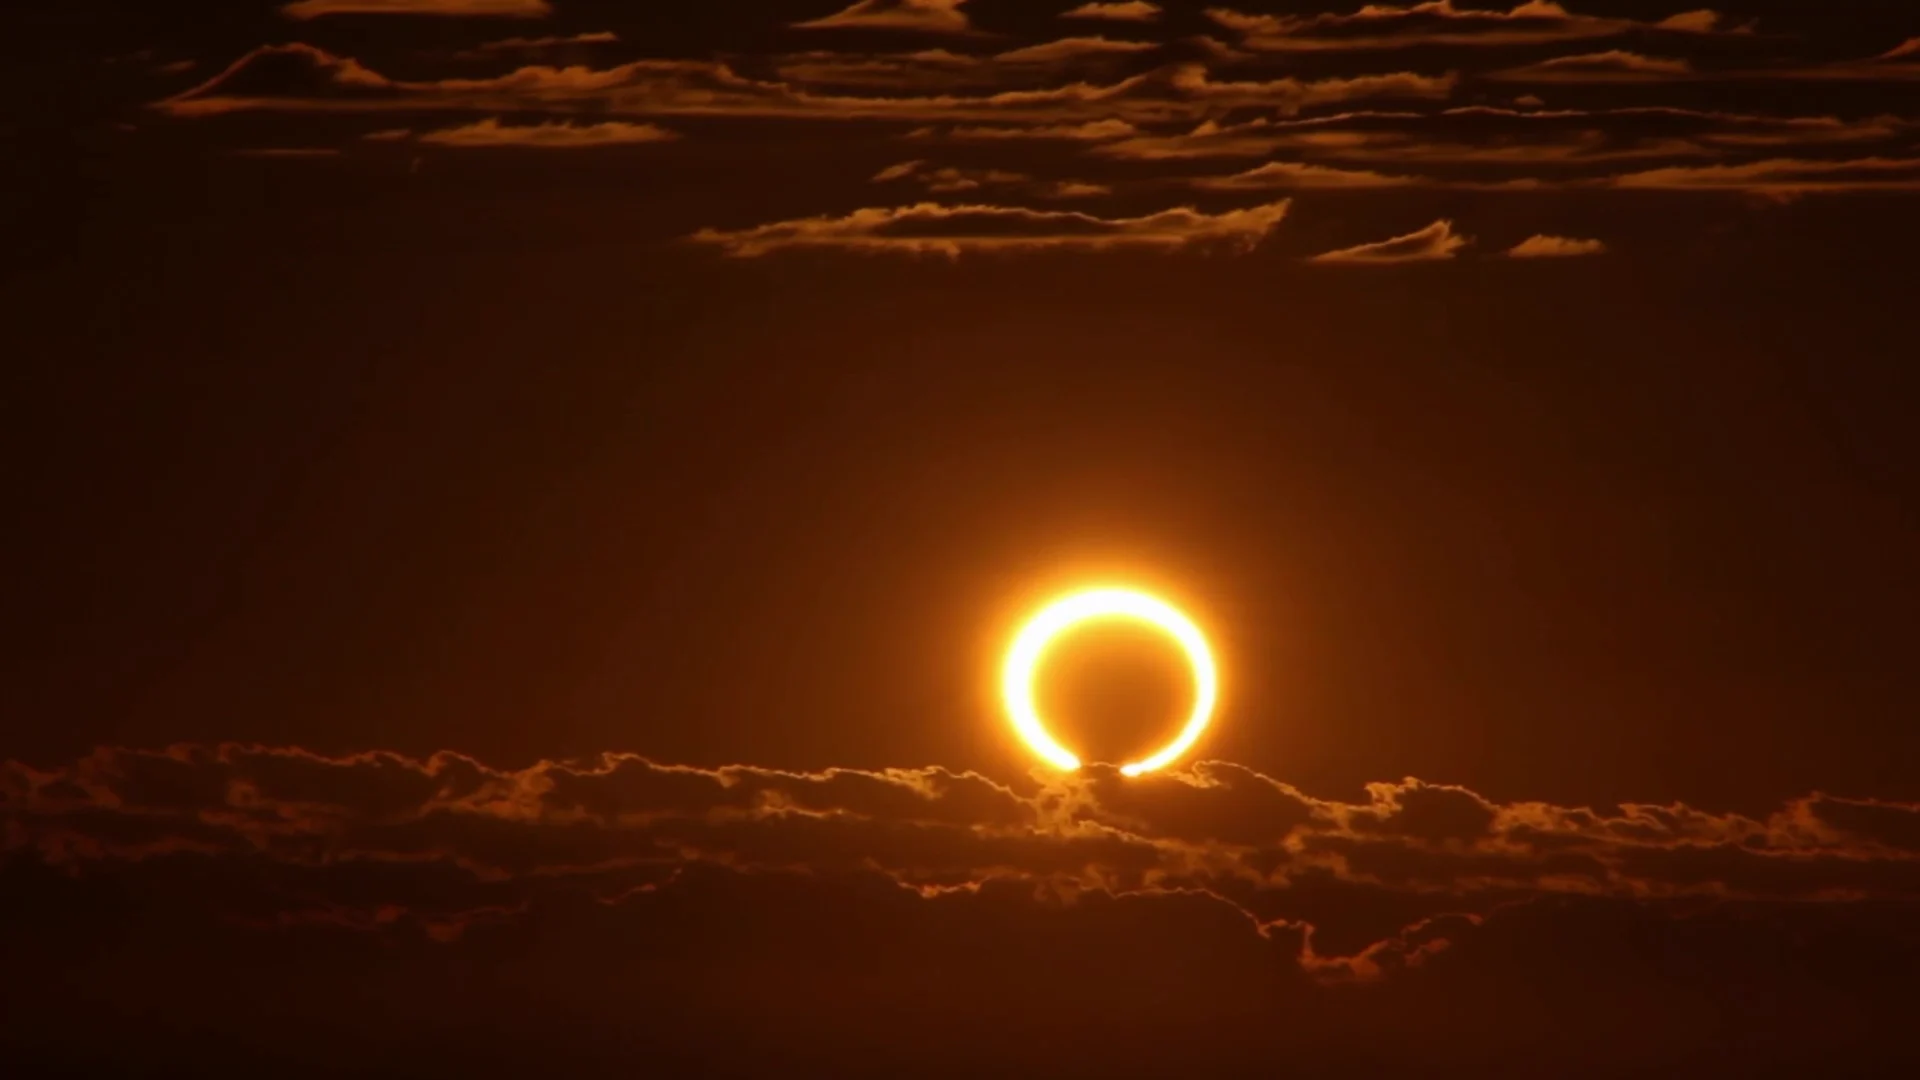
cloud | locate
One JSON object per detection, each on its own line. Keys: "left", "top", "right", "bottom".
{"left": 1775, "top": 38, "right": 1920, "bottom": 82}
{"left": 1188, "top": 159, "right": 1422, "bottom": 190}
{"left": 415, "top": 117, "right": 678, "bottom": 148}
{"left": 688, "top": 200, "right": 1291, "bottom": 257}
{"left": 1204, "top": 1, "right": 1744, "bottom": 53}
{"left": 907, "top": 118, "right": 1141, "bottom": 141}
{"left": 1507, "top": 233, "right": 1607, "bottom": 256}
{"left": 230, "top": 147, "right": 343, "bottom": 157}
{"left": 871, "top": 159, "right": 1027, "bottom": 190}
{"left": 1164, "top": 64, "right": 1459, "bottom": 114}
{"left": 156, "top": 46, "right": 1452, "bottom": 129}
{"left": 1488, "top": 49, "right": 1695, "bottom": 82}
{"left": 9, "top": 739, "right": 1920, "bottom": 1031}
{"left": 158, "top": 44, "right": 1146, "bottom": 121}
{"left": 872, "top": 159, "right": 927, "bottom": 182}
{"left": 1039, "top": 179, "right": 1114, "bottom": 198}
{"left": 1092, "top": 106, "right": 1904, "bottom": 172}
{"left": 774, "top": 39, "right": 1156, "bottom": 92}
{"left": 1604, "top": 156, "right": 1920, "bottom": 197}
{"left": 282, "top": 0, "right": 551, "bottom": 18}
{"left": 871, "top": 159, "right": 1110, "bottom": 198}
{"left": 793, "top": 0, "right": 973, "bottom": 34}
{"left": 772, "top": 49, "right": 988, "bottom": 90}
{"left": 993, "top": 36, "right": 1159, "bottom": 64}
{"left": 1061, "top": 1, "right": 1161, "bottom": 21}
{"left": 1190, "top": 34, "right": 1256, "bottom": 64}
{"left": 13, "top": 744, "right": 1920, "bottom": 913}
{"left": 1093, "top": 116, "right": 1314, "bottom": 160}
{"left": 1311, "top": 218, "right": 1469, "bottom": 262}
{"left": 454, "top": 31, "right": 618, "bottom": 58}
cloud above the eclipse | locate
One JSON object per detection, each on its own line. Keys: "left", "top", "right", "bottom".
{"left": 128, "top": 2, "right": 1920, "bottom": 268}
{"left": 1310, "top": 218, "right": 1470, "bottom": 262}
{"left": 1508, "top": 233, "right": 1607, "bottom": 256}
{"left": 281, "top": 0, "right": 552, "bottom": 18}
{"left": 688, "top": 199, "right": 1290, "bottom": 257}
{"left": 793, "top": 0, "right": 976, "bottom": 34}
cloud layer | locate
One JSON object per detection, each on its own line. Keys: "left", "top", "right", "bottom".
{"left": 689, "top": 199, "right": 1289, "bottom": 256}
{"left": 8, "top": 743, "right": 1920, "bottom": 980}
{"left": 124, "top": 2, "right": 1920, "bottom": 261}
{"left": 1311, "top": 218, "right": 1470, "bottom": 261}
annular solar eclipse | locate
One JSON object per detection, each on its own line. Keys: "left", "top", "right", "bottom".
{"left": 1001, "top": 587, "right": 1218, "bottom": 776}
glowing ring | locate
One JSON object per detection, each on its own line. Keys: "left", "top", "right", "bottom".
{"left": 1001, "top": 586, "right": 1218, "bottom": 776}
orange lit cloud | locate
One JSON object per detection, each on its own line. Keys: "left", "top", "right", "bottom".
{"left": 872, "top": 158, "right": 1027, "bottom": 191}
{"left": 1166, "top": 64, "right": 1459, "bottom": 114}
{"left": 1061, "top": 1, "right": 1162, "bottom": 21}
{"left": 1507, "top": 233, "right": 1607, "bottom": 256}
{"left": 1488, "top": 49, "right": 1695, "bottom": 82}
{"left": 1204, "top": 1, "right": 1745, "bottom": 53}
{"left": 1092, "top": 106, "right": 1899, "bottom": 170}
{"left": 1605, "top": 156, "right": 1920, "bottom": 197}
{"left": 773, "top": 38, "right": 1158, "bottom": 91}
{"left": 1771, "top": 38, "right": 1920, "bottom": 82}
{"left": 907, "top": 117, "right": 1141, "bottom": 141}
{"left": 688, "top": 199, "right": 1291, "bottom": 257}
{"left": 870, "top": 159, "right": 1111, "bottom": 198}
{"left": 994, "top": 36, "right": 1159, "bottom": 64}
{"left": 282, "top": 0, "right": 551, "bottom": 17}
{"left": 1189, "top": 159, "right": 1422, "bottom": 190}
{"left": 1310, "top": 218, "right": 1469, "bottom": 262}
{"left": 156, "top": 45, "right": 1450, "bottom": 128}
{"left": 454, "top": 31, "right": 618, "bottom": 58}
{"left": 793, "top": 0, "right": 974, "bottom": 34}
{"left": 415, "top": 117, "right": 678, "bottom": 148}
{"left": 157, "top": 44, "right": 1153, "bottom": 121}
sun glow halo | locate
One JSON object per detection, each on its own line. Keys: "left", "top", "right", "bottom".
{"left": 1001, "top": 586, "right": 1218, "bottom": 776}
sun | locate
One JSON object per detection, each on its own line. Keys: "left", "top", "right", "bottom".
{"left": 1000, "top": 586, "right": 1218, "bottom": 776}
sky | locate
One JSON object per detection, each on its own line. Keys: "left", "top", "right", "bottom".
{"left": 6, "top": 1, "right": 1920, "bottom": 1076}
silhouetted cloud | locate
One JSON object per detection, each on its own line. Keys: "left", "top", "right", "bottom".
{"left": 793, "top": 0, "right": 974, "bottom": 34}
{"left": 10, "top": 743, "right": 1919, "bottom": 967}
{"left": 688, "top": 200, "right": 1291, "bottom": 256}
{"left": 282, "top": 0, "right": 551, "bottom": 18}
{"left": 1062, "top": 1, "right": 1162, "bottom": 21}
{"left": 1310, "top": 218, "right": 1469, "bottom": 261}
{"left": 1508, "top": 233, "right": 1607, "bottom": 256}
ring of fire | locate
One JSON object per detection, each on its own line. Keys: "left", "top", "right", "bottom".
{"left": 1001, "top": 586, "right": 1218, "bottom": 776}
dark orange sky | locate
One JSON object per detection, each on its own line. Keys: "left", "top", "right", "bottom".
{"left": 6, "top": 2, "right": 1920, "bottom": 1077}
